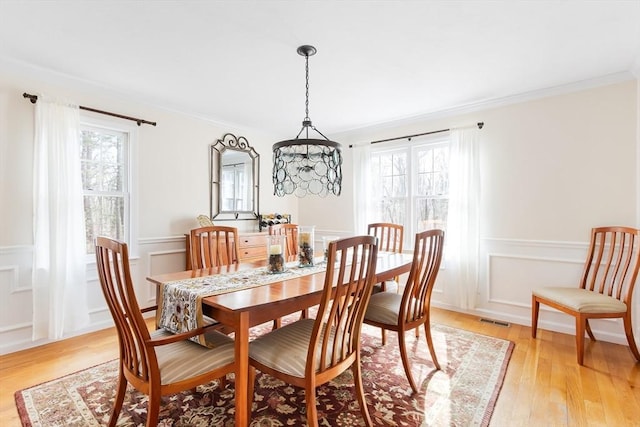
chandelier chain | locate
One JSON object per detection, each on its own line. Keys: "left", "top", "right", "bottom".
{"left": 304, "top": 54, "right": 310, "bottom": 122}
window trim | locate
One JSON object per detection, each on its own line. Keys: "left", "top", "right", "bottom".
{"left": 80, "top": 114, "right": 138, "bottom": 261}
{"left": 369, "top": 132, "right": 450, "bottom": 249}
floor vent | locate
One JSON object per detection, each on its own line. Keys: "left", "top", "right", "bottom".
{"left": 479, "top": 318, "right": 511, "bottom": 327}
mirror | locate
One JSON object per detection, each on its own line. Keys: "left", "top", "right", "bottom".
{"left": 210, "top": 133, "right": 259, "bottom": 220}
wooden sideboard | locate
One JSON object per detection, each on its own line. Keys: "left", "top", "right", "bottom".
{"left": 185, "top": 231, "right": 267, "bottom": 269}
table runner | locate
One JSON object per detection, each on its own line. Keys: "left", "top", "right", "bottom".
{"left": 157, "top": 260, "right": 327, "bottom": 347}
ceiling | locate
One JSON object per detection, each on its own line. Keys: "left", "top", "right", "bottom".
{"left": 1, "top": 1, "right": 639, "bottom": 137}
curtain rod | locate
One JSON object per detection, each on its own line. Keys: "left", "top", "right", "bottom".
{"left": 22, "top": 93, "right": 157, "bottom": 127}
{"left": 369, "top": 121, "right": 484, "bottom": 145}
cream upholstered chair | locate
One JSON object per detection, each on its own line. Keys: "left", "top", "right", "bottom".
{"left": 95, "top": 237, "right": 236, "bottom": 427}
{"left": 367, "top": 222, "right": 404, "bottom": 293}
{"left": 190, "top": 225, "right": 240, "bottom": 268}
{"left": 364, "top": 229, "right": 444, "bottom": 393}
{"left": 532, "top": 226, "right": 640, "bottom": 365}
{"left": 248, "top": 236, "right": 379, "bottom": 427}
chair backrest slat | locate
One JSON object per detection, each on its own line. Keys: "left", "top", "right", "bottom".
{"left": 310, "top": 236, "right": 378, "bottom": 375}
{"left": 269, "top": 223, "right": 299, "bottom": 256}
{"left": 401, "top": 229, "right": 445, "bottom": 324}
{"left": 190, "top": 226, "right": 240, "bottom": 268}
{"left": 95, "top": 237, "right": 157, "bottom": 383}
{"left": 580, "top": 226, "right": 640, "bottom": 303}
{"left": 367, "top": 222, "right": 403, "bottom": 253}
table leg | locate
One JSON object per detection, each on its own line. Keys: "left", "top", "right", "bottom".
{"left": 234, "top": 311, "right": 250, "bottom": 427}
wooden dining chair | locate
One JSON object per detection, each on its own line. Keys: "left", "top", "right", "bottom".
{"left": 190, "top": 225, "right": 240, "bottom": 269}
{"left": 248, "top": 236, "right": 379, "bottom": 427}
{"left": 269, "top": 223, "right": 308, "bottom": 328}
{"left": 364, "top": 229, "right": 445, "bottom": 393}
{"left": 95, "top": 237, "right": 236, "bottom": 427}
{"left": 367, "top": 222, "right": 404, "bottom": 293}
{"left": 268, "top": 223, "right": 299, "bottom": 257}
{"left": 532, "top": 226, "right": 640, "bottom": 365}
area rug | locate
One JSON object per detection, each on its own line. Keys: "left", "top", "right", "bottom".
{"left": 15, "top": 323, "right": 513, "bottom": 426}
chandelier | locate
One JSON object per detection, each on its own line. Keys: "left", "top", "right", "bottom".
{"left": 273, "top": 45, "right": 342, "bottom": 197}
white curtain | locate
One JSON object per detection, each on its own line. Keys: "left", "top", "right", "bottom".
{"left": 32, "top": 96, "right": 90, "bottom": 340}
{"left": 352, "top": 144, "right": 372, "bottom": 234}
{"left": 447, "top": 128, "right": 481, "bottom": 309}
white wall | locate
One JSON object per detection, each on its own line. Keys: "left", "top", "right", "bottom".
{"left": 1, "top": 56, "right": 639, "bottom": 355}
{"left": 300, "top": 78, "right": 640, "bottom": 349}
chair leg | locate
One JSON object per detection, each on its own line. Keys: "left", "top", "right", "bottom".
{"left": 248, "top": 366, "right": 256, "bottom": 418}
{"left": 272, "top": 318, "right": 281, "bottom": 330}
{"left": 576, "top": 315, "right": 586, "bottom": 366}
{"left": 381, "top": 328, "right": 387, "bottom": 346}
{"left": 623, "top": 313, "right": 640, "bottom": 362}
{"left": 146, "top": 391, "right": 160, "bottom": 427}
{"left": 218, "top": 374, "right": 227, "bottom": 389}
{"left": 352, "top": 358, "right": 373, "bottom": 427}
{"left": 423, "top": 322, "right": 441, "bottom": 370}
{"left": 398, "top": 331, "right": 419, "bottom": 393}
{"left": 300, "top": 308, "right": 308, "bottom": 319}
{"left": 108, "top": 370, "right": 127, "bottom": 427}
{"left": 531, "top": 296, "right": 540, "bottom": 338}
{"left": 305, "top": 383, "right": 319, "bottom": 427}
{"left": 585, "top": 319, "right": 596, "bottom": 341}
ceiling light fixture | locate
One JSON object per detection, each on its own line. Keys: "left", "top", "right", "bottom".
{"left": 272, "top": 45, "right": 342, "bottom": 197}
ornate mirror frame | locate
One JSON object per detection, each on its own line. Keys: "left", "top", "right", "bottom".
{"left": 210, "top": 133, "right": 260, "bottom": 221}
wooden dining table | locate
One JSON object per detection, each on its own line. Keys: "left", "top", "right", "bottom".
{"left": 146, "top": 251, "right": 413, "bottom": 427}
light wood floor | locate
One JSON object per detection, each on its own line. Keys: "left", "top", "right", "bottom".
{"left": 1, "top": 308, "right": 639, "bottom": 426}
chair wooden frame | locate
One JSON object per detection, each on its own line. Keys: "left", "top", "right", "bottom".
{"left": 269, "top": 223, "right": 307, "bottom": 328}
{"left": 532, "top": 226, "right": 640, "bottom": 365}
{"left": 368, "top": 222, "right": 404, "bottom": 254}
{"left": 268, "top": 223, "right": 299, "bottom": 257}
{"left": 368, "top": 222, "right": 404, "bottom": 292}
{"left": 95, "top": 237, "right": 236, "bottom": 426}
{"left": 363, "top": 229, "right": 445, "bottom": 393}
{"left": 190, "top": 225, "right": 240, "bottom": 269}
{"left": 247, "top": 236, "right": 379, "bottom": 427}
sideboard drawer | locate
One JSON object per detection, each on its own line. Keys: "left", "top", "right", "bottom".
{"left": 238, "top": 234, "right": 267, "bottom": 249}
{"left": 238, "top": 232, "right": 267, "bottom": 262}
{"left": 185, "top": 231, "right": 267, "bottom": 268}
{"left": 239, "top": 245, "right": 265, "bottom": 260}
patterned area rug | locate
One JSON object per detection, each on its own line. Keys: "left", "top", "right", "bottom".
{"left": 15, "top": 322, "right": 513, "bottom": 426}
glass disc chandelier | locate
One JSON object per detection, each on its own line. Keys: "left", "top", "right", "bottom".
{"left": 273, "top": 45, "right": 342, "bottom": 197}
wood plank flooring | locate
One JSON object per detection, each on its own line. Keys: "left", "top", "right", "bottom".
{"left": 1, "top": 308, "right": 638, "bottom": 426}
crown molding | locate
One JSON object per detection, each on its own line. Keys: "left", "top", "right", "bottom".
{"left": 335, "top": 71, "right": 637, "bottom": 138}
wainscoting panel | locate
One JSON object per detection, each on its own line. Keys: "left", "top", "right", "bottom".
{"left": 486, "top": 253, "right": 584, "bottom": 308}
{"left": 466, "top": 238, "right": 639, "bottom": 347}
{"left": 2, "top": 235, "right": 638, "bottom": 354}
{"left": 0, "top": 237, "right": 188, "bottom": 355}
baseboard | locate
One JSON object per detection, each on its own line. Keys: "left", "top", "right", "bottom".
{"left": 431, "top": 302, "right": 632, "bottom": 347}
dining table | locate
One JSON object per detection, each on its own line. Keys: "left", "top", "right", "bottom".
{"left": 146, "top": 251, "right": 413, "bottom": 427}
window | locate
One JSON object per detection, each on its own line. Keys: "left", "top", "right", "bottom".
{"left": 369, "top": 134, "right": 449, "bottom": 246}
{"left": 79, "top": 119, "right": 135, "bottom": 255}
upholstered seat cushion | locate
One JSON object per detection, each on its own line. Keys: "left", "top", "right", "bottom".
{"left": 533, "top": 287, "right": 627, "bottom": 313}
{"left": 151, "top": 329, "right": 235, "bottom": 385}
{"left": 249, "top": 318, "right": 336, "bottom": 378}
{"left": 365, "top": 292, "right": 404, "bottom": 325}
